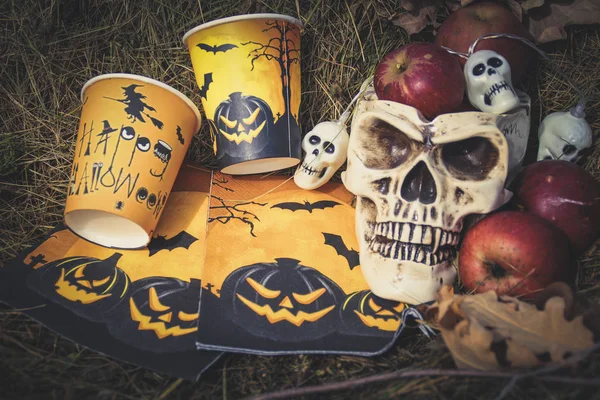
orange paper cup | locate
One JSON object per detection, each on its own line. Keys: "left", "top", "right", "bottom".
{"left": 183, "top": 14, "right": 303, "bottom": 175}
{"left": 64, "top": 74, "right": 202, "bottom": 249}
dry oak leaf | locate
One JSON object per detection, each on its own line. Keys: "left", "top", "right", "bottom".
{"left": 527, "top": 0, "right": 600, "bottom": 43}
{"left": 428, "top": 285, "right": 596, "bottom": 371}
{"left": 392, "top": 0, "right": 444, "bottom": 35}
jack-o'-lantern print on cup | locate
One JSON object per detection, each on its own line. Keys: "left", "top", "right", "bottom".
{"left": 183, "top": 14, "right": 303, "bottom": 175}
{"left": 64, "top": 74, "right": 202, "bottom": 249}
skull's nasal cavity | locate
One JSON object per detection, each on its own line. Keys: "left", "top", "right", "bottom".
{"left": 401, "top": 161, "right": 437, "bottom": 204}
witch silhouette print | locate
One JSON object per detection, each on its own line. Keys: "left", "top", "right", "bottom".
{"left": 105, "top": 84, "right": 164, "bottom": 130}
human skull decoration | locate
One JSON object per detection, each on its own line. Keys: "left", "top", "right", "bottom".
{"left": 465, "top": 50, "right": 520, "bottom": 115}
{"left": 537, "top": 106, "right": 592, "bottom": 162}
{"left": 344, "top": 84, "right": 512, "bottom": 305}
{"left": 294, "top": 121, "right": 349, "bottom": 190}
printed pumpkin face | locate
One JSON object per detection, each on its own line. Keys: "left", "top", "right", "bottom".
{"left": 214, "top": 92, "right": 273, "bottom": 154}
{"left": 340, "top": 290, "right": 407, "bottom": 337}
{"left": 104, "top": 277, "right": 201, "bottom": 353}
{"left": 220, "top": 258, "right": 344, "bottom": 341}
{"left": 26, "top": 253, "right": 130, "bottom": 322}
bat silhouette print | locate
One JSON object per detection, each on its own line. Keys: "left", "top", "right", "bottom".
{"left": 198, "top": 72, "right": 213, "bottom": 100}
{"left": 270, "top": 200, "right": 341, "bottom": 213}
{"left": 176, "top": 126, "right": 184, "bottom": 145}
{"left": 322, "top": 233, "right": 360, "bottom": 270}
{"left": 147, "top": 231, "right": 198, "bottom": 256}
{"left": 196, "top": 43, "right": 238, "bottom": 54}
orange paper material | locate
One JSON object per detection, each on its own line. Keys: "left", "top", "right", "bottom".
{"left": 64, "top": 74, "right": 202, "bottom": 249}
{"left": 195, "top": 173, "right": 417, "bottom": 354}
{"left": 183, "top": 14, "right": 303, "bottom": 175}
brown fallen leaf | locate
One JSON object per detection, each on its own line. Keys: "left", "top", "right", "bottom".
{"left": 521, "top": 0, "right": 545, "bottom": 11}
{"left": 425, "top": 283, "right": 599, "bottom": 371}
{"left": 392, "top": 0, "right": 444, "bottom": 35}
{"left": 527, "top": 0, "right": 600, "bottom": 43}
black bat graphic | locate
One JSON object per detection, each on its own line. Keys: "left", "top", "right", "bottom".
{"left": 196, "top": 43, "right": 238, "bottom": 54}
{"left": 270, "top": 200, "right": 341, "bottom": 213}
{"left": 176, "top": 125, "right": 184, "bottom": 145}
{"left": 147, "top": 231, "right": 198, "bottom": 256}
{"left": 323, "top": 233, "right": 360, "bottom": 270}
{"left": 198, "top": 72, "right": 213, "bottom": 100}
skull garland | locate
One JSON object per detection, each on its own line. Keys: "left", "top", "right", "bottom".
{"left": 344, "top": 85, "right": 512, "bottom": 304}
{"left": 465, "top": 50, "right": 520, "bottom": 114}
{"left": 294, "top": 121, "right": 349, "bottom": 190}
{"left": 537, "top": 105, "right": 592, "bottom": 162}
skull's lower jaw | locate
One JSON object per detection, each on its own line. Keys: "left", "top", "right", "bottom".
{"left": 300, "top": 162, "right": 327, "bottom": 179}
{"left": 479, "top": 82, "right": 519, "bottom": 114}
{"left": 358, "top": 220, "right": 458, "bottom": 304}
{"left": 359, "top": 251, "right": 457, "bottom": 305}
{"left": 293, "top": 162, "right": 330, "bottom": 190}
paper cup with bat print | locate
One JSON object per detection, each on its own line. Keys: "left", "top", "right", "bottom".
{"left": 64, "top": 73, "right": 202, "bottom": 249}
{"left": 183, "top": 14, "right": 303, "bottom": 175}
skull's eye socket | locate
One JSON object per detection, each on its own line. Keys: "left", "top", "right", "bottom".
{"left": 562, "top": 144, "right": 577, "bottom": 155}
{"left": 487, "top": 57, "right": 503, "bottom": 68}
{"left": 121, "top": 126, "right": 136, "bottom": 140}
{"left": 441, "top": 136, "right": 499, "bottom": 180}
{"left": 358, "top": 118, "right": 414, "bottom": 170}
{"left": 309, "top": 135, "right": 321, "bottom": 145}
{"left": 472, "top": 63, "right": 486, "bottom": 76}
{"left": 136, "top": 137, "right": 151, "bottom": 152}
{"left": 323, "top": 141, "right": 335, "bottom": 154}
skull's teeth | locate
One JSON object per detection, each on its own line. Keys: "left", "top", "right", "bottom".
{"left": 485, "top": 81, "right": 514, "bottom": 103}
{"left": 374, "top": 222, "right": 451, "bottom": 249}
{"left": 368, "top": 221, "right": 458, "bottom": 265}
{"left": 301, "top": 162, "right": 325, "bottom": 177}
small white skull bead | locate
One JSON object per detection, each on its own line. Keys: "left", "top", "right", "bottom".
{"left": 294, "top": 121, "right": 349, "bottom": 190}
{"left": 344, "top": 83, "right": 512, "bottom": 305}
{"left": 537, "top": 105, "right": 592, "bottom": 162}
{"left": 465, "top": 50, "right": 520, "bottom": 114}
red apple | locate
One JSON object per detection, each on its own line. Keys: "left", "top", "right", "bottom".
{"left": 434, "top": 1, "right": 535, "bottom": 85}
{"left": 374, "top": 42, "right": 465, "bottom": 120}
{"left": 458, "top": 211, "right": 573, "bottom": 299}
{"left": 512, "top": 160, "right": 600, "bottom": 254}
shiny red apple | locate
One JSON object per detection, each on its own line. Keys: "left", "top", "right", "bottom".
{"left": 373, "top": 42, "right": 465, "bottom": 120}
{"left": 458, "top": 211, "right": 573, "bottom": 299}
{"left": 434, "top": 1, "right": 535, "bottom": 85}
{"left": 512, "top": 160, "right": 600, "bottom": 254}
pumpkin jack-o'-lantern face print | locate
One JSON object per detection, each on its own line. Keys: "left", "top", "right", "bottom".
{"left": 237, "top": 276, "right": 334, "bottom": 326}
{"left": 340, "top": 290, "right": 408, "bottom": 336}
{"left": 26, "top": 253, "right": 130, "bottom": 322}
{"left": 129, "top": 285, "right": 199, "bottom": 339}
{"left": 104, "top": 277, "right": 201, "bottom": 353}
{"left": 214, "top": 92, "right": 273, "bottom": 150}
{"left": 220, "top": 258, "right": 344, "bottom": 342}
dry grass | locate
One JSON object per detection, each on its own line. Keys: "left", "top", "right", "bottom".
{"left": 1, "top": 1, "right": 599, "bottom": 399}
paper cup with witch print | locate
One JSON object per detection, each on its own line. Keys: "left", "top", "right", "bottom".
{"left": 183, "top": 14, "right": 303, "bottom": 175}
{"left": 64, "top": 74, "right": 202, "bottom": 249}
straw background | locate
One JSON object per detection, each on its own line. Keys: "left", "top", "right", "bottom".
{"left": 1, "top": 1, "right": 599, "bottom": 399}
